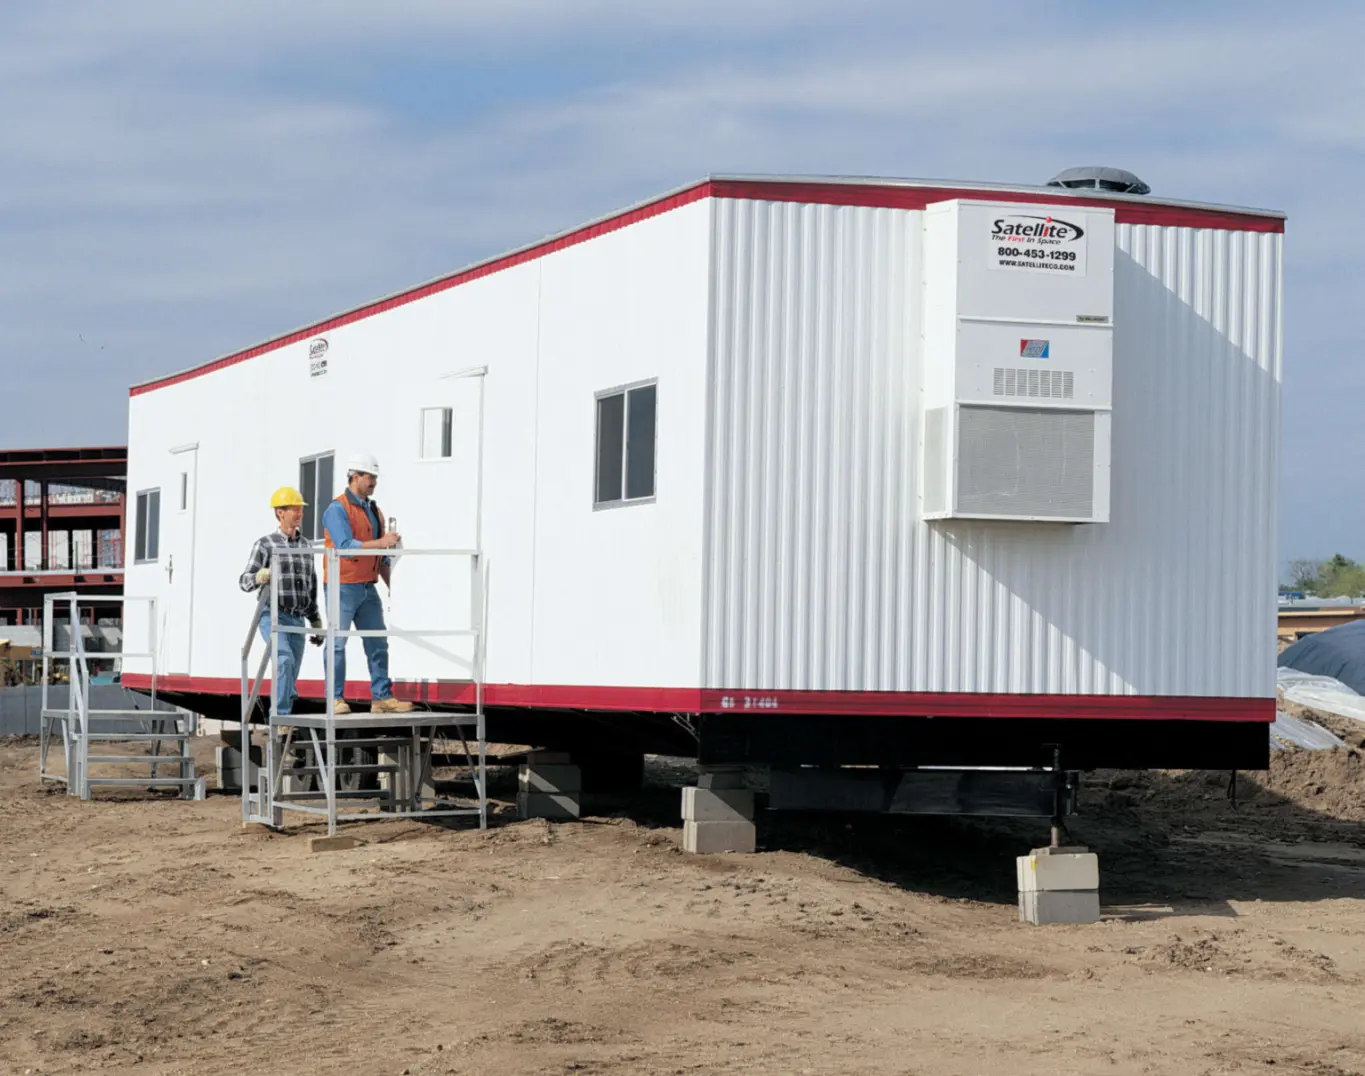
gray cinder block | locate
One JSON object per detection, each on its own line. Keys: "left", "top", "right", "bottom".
{"left": 519, "top": 764, "right": 582, "bottom": 794}
{"left": 681, "top": 787, "right": 755, "bottom": 823}
{"left": 1018, "top": 889, "right": 1101, "bottom": 925}
{"left": 682, "top": 820, "right": 756, "bottom": 854}
{"left": 1017, "top": 849, "right": 1099, "bottom": 893}
{"left": 216, "top": 745, "right": 261, "bottom": 792}
{"left": 517, "top": 790, "right": 580, "bottom": 820}
{"left": 697, "top": 769, "right": 747, "bottom": 790}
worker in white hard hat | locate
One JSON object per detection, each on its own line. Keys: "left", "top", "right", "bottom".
{"left": 320, "top": 453, "right": 416, "bottom": 714}
{"left": 239, "top": 486, "right": 323, "bottom": 717}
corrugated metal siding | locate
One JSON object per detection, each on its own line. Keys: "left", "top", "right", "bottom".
{"left": 702, "top": 198, "right": 1281, "bottom": 697}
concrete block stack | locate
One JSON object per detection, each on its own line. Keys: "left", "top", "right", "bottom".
{"left": 518, "top": 752, "right": 581, "bottom": 819}
{"left": 1016, "top": 846, "right": 1101, "bottom": 925}
{"left": 215, "top": 743, "right": 259, "bottom": 792}
{"left": 681, "top": 771, "right": 755, "bottom": 853}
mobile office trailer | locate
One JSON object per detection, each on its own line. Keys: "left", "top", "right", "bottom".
{"left": 120, "top": 173, "right": 1283, "bottom": 772}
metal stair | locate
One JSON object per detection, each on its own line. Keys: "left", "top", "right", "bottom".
{"left": 240, "top": 545, "right": 487, "bottom": 835}
{"left": 39, "top": 592, "right": 205, "bottom": 801}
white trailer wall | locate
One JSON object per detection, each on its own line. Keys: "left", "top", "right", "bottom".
{"left": 702, "top": 198, "right": 1281, "bottom": 698}
{"left": 531, "top": 211, "right": 711, "bottom": 688}
{"left": 123, "top": 201, "right": 711, "bottom": 691}
{"left": 122, "top": 182, "right": 1281, "bottom": 707}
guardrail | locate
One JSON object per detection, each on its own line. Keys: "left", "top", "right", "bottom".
{"left": 240, "top": 544, "right": 487, "bottom": 835}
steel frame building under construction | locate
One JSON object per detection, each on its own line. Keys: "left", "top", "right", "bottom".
{"left": 0, "top": 446, "right": 126, "bottom": 631}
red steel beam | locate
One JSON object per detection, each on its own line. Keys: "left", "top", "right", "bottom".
{"left": 1, "top": 577, "right": 120, "bottom": 590}
{"left": 39, "top": 480, "right": 48, "bottom": 571}
{"left": 14, "top": 481, "right": 24, "bottom": 572}
{"left": 15, "top": 504, "right": 124, "bottom": 520}
{"left": 0, "top": 446, "right": 126, "bottom": 483}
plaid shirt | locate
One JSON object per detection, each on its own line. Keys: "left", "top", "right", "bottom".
{"left": 239, "top": 530, "right": 320, "bottom": 621}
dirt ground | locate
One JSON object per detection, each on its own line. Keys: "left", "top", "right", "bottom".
{"left": 2, "top": 730, "right": 1365, "bottom": 1076}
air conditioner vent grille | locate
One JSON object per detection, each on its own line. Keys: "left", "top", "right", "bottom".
{"left": 992, "top": 368, "right": 1075, "bottom": 400}
{"left": 957, "top": 405, "right": 1094, "bottom": 518}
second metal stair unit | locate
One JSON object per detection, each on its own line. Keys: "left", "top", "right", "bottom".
{"left": 39, "top": 592, "right": 204, "bottom": 801}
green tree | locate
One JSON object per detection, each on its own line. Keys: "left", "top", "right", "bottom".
{"left": 1317, "top": 554, "right": 1365, "bottom": 598}
{"left": 1285, "top": 558, "right": 1323, "bottom": 593}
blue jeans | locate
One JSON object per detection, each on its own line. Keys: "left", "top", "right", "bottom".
{"left": 329, "top": 583, "right": 392, "bottom": 701}
{"left": 259, "top": 612, "right": 305, "bottom": 716}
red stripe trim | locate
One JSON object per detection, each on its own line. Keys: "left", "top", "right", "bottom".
{"left": 701, "top": 689, "right": 1273, "bottom": 723}
{"left": 121, "top": 674, "right": 1273, "bottom": 723}
{"left": 129, "top": 178, "right": 1283, "bottom": 398}
{"left": 709, "top": 180, "right": 1286, "bottom": 234}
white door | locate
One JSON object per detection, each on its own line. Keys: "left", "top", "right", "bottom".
{"left": 386, "top": 371, "right": 485, "bottom": 683}
{"left": 164, "top": 445, "right": 198, "bottom": 675}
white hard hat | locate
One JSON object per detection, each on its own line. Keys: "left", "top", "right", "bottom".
{"left": 346, "top": 452, "right": 381, "bottom": 477}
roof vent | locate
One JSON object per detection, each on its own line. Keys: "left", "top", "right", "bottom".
{"left": 1046, "top": 166, "right": 1150, "bottom": 196}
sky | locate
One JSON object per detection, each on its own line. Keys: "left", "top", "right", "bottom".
{"left": 0, "top": 0, "right": 1359, "bottom": 563}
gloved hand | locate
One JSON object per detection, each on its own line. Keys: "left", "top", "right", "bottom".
{"left": 308, "top": 616, "right": 324, "bottom": 647}
{"left": 255, "top": 567, "right": 271, "bottom": 586}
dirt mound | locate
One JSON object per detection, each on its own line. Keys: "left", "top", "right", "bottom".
{"left": 1261, "top": 744, "right": 1365, "bottom": 820}
{"left": 1134, "top": 929, "right": 1243, "bottom": 974}
{"left": 1086, "top": 741, "right": 1365, "bottom": 828}
{"left": 1125, "top": 928, "right": 1342, "bottom": 983}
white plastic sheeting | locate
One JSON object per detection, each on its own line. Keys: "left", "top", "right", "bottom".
{"left": 1277, "top": 666, "right": 1365, "bottom": 723}
{"left": 1270, "top": 711, "right": 1346, "bottom": 751}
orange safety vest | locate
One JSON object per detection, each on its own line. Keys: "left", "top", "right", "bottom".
{"left": 323, "top": 494, "right": 386, "bottom": 585}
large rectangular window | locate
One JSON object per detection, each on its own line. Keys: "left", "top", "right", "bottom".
{"left": 298, "top": 452, "right": 334, "bottom": 541}
{"left": 594, "top": 381, "right": 657, "bottom": 506}
{"left": 134, "top": 488, "right": 160, "bottom": 563}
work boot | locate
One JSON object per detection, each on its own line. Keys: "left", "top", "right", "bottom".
{"left": 372, "top": 697, "right": 417, "bottom": 714}
{"left": 331, "top": 698, "right": 352, "bottom": 715}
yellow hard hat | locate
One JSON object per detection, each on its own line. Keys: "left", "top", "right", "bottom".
{"left": 269, "top": 486, "right": 307, "bottom": 509}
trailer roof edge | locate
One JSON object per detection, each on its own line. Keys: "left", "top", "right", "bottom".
{"left": 130, "top": 174, "right": 1284, "bottom": 397}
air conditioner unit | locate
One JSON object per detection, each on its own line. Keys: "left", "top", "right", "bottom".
{"left": 921, "top": 199, "right": 1114, "bottom": 524}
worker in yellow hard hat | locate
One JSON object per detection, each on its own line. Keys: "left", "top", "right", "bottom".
{"left": 238, "top": 486, "right": 323, "bottom": 717}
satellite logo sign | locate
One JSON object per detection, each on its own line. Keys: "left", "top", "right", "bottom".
{"left": 993, "top": 215, "right": 1085, "bottom": 243}
{"left": 989, "top": 213, "right": 1088, "bottom": 275}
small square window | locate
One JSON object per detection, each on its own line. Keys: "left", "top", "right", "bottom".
{"left": 594, "top": 382, "right": 656, "bottom": 506}
{"left": 134, "top": 488, "right": 161, "bottom": 563}
{"left": 421, "top": 407, "right": 453, "bottom": 459}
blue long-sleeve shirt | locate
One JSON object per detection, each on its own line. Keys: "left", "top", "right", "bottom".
{"left": 321, "top": 488, "right": 391, "bottom": 573}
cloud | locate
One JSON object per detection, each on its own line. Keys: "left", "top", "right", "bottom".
{"left": 0, "top": 1, "right": 1359, "bottom": 559}
{"left": 3, "top": 0, "right": 890, "bottom": 59}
